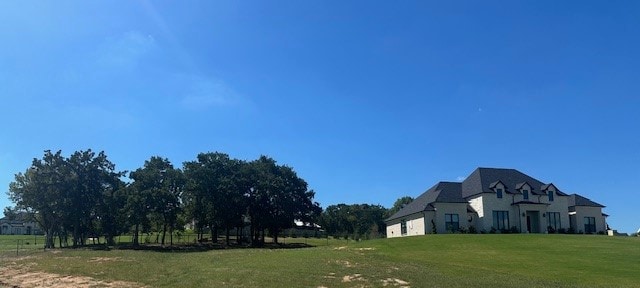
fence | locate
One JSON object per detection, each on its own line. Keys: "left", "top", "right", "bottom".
{"left": 0, "top": 235, "right": 45, "bottom": 257}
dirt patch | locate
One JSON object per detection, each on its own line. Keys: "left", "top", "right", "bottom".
{"left": 355, "top": 247, "right": 376, "bottom": 251}
{"left": 336, "top": 260, "right": 354, "bottom": 267}
{"left": 333, "top": 246, "right": 347, "bottom": 250}
{"left": 381, "top": 277, "right": 410, "bottom": 287}
{"left": 342, "top": 273, "right": 365, "bottom": 282}
{"left": 0, "top": 263, "right": 144, "bottom": 288}
{"left": 87, "top": 257, "right": 129, "bottom": 263}
{"left": 323, "top": 272, "right": 336, "bottom": 279}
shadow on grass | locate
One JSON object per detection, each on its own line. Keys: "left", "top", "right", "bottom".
{"left": 62, "top": 242, "right": 315, "bottom": 253}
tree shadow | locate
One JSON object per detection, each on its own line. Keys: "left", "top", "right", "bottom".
{"left": 78, "top": 242, "right": 315, "bottom": 253}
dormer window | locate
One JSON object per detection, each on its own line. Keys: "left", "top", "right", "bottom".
{"left": 523, "top": 190, "right": 529, "bottom": 200}
{"left": 548, "top": 190, "right": 554, "bottom": 202}
{"left": 489, "top": 181, "right": 505, "bottom": 199}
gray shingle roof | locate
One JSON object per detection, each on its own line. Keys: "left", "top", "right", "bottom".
{"left": 569, "top": 194, "right": 605, "bottom": 208}
{"left": 461, "top": 168, "right": 568, "bottom": 198}
{"left": 385, "top": 182, "right": 466, "bottom": 222}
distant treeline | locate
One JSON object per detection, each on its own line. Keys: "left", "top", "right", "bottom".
{"left": 319, "top": 196, "right": 413, "bottom": 240}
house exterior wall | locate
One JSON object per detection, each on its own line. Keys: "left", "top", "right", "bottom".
{"left": 468, "top": 195, "right": 484, "bottom": 229}
{"left": 0, "top": 220, "right": 41, "bottom": 235}
{"left": 570, "top": 206, "right": 606, "bottom": 234}
{"left": 473, "top": 191, "right": 520, "bottom": 232}
{"left": 432, "top": 203, "right": 469, "bottom": 234}
{"left": 539, "top": 188, "right": 571, "bottom": 231}
{"left": 386, "top": 212, "right": 426, "bottom": 238}
{"left": 515, "top": 203, "right": 549, "bottom": 233}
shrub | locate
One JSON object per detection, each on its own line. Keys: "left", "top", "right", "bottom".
{"left": 457, "top": 227, "right": 468, "bottom": 234}
{"left": 510, "top": 226, "right": 520, "bottom": 233}
{"left": 547, "top": 226, "right": 556, "bottom": 234}
{"left": 489, "top": 227, "right": 497, "bottom": 234}
{"left": 468, "top": 226, "right": 477, "bottom": 234}
{"left": 557, "top": 228, "right": 566, "bottom": 234}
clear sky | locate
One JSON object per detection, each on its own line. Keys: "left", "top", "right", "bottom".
{"left": 1, "top": 1, "right": 638, "bottom": 233}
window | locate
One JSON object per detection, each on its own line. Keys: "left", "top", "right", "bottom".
{"left": 492, "top": 211, "right": 510, "bottom": 230}
{"left": 523, "top": 190, "right": 529, "bottom": 200}
{"left": 548, "top": 190, "right": 554, "bottom": 202}
{"left": 445, "top": 214, "right": 459, "bottom": 232}
{"left": 496, "top": 188, "right": 503, "bottom": 199}
{"left": 547, "top": 212, "right": 561, "bottom": 231}
{"left": 584, "top": 217, "right": 596, "bottom": 234}
{"left": 401, "top": 220, "right": 407, "bottom": 235}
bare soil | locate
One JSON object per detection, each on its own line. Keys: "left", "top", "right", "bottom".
{"left": 0, "top": 262, "right": 143, "bottom": 288}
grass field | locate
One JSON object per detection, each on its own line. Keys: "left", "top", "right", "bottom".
{"left": 0, "top": 235, "right": 45, "bottom": 257}
{"left": 1, "top": 234, "right": 639, "bottom": 287}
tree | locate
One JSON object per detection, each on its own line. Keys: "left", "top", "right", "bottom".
{"left": 9, "top": 150, "right": 70, "bottom": 248}
{"left": 95, "top": 178, "right": 128, "bottom": 246}
{"left": 129, "top": 157, "right": 185, "bottom": 246}
{"left": 9, "top": 150, "right": 126, "bottom": 248}
{"left": 388, "top": 196, "right": 414, "bottom": 217}
{"left": 320, "top": 203, "right": 387, "bottom": 239}
{"left": 2, "top": 206, "right": 19, "bottom": 220}
{"left": 245, "top": 156, "right": 321, "bottom": 245}
{"left": 184, "top": 152, "right": 242, "bottom": 244}
{"left": 64, "top": 150, "right": 125, "bottom": 247}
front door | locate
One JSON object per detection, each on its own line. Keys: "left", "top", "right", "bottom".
{"left": 525, "top": 211, "right": 540, "bottom": 233}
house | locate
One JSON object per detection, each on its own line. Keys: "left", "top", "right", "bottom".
{"left": 0, "top": 216, "right": 42, "bottom": 235}
{"left": 283, "top": 220, "right": 324, "bottom": 238}
{"left": 386, "top": 168, "right": 608, "bottom": 237}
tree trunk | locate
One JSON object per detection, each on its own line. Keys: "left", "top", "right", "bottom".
{"left": 73, "top": 225, "right": 79, "bottom": 247}
{"left": 273, "top": 229, "right": 279, "bottom": 244}
{"left": 45, "top": 229, "right": 55, "bottom": 249}
{"left": 106, "top": 235, "right": 115, "bottom": 246}
{"left": 161, "top": 223, "right": 167, "bottom": 246}
{"left": 209, "top": 225, "right": 216, "bottom": 243}
{"left": 133, "top": 224, "right": 140, "bottom": 246}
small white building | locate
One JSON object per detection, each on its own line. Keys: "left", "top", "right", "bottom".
{"left": 386, "top": 168, "right": 608, "bottom": 236}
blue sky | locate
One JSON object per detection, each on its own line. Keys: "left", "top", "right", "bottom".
{"left": 1, "top": 1, "right": 639, "bottom": 233}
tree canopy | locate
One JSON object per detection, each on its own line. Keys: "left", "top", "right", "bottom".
{"left": 7, "top": 150, "right": 321, "bottom": 248}
{"left": 387, "top": 196, "right": 414, "bottom": 217}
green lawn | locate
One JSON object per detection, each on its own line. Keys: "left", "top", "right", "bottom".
{"left": 0, "top": 234, "right": 45, "bottom": 257}
{"left": 1, "top": 234, "right": 639, "bottom": 287}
